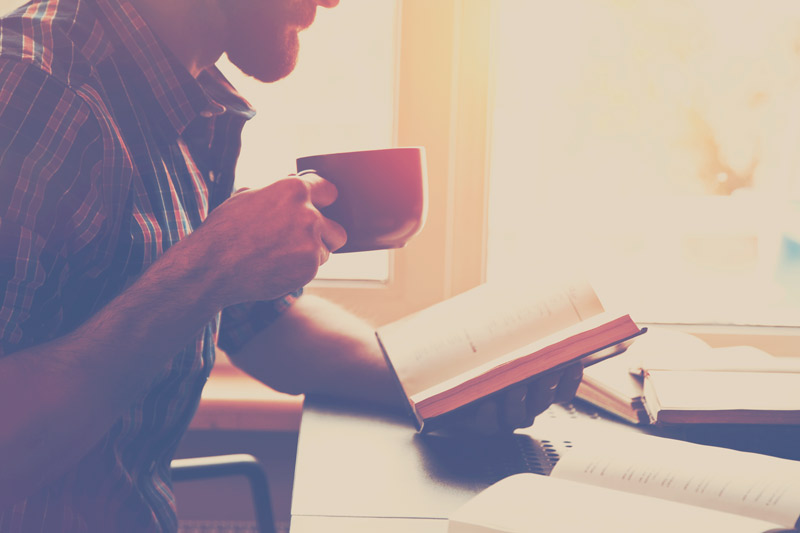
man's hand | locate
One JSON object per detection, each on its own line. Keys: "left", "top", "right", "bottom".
{"left": 443, "top": 362, "right": 584, "bottom": 434}
{"left": 200, "top": 172, "right": 347, "bottom": 306}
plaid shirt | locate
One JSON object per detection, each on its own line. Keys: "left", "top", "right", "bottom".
{"left": 0, "top": 0, "right": 297, "bottom": 530}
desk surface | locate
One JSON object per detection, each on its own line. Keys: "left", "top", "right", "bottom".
{"left": 290, "top": 399, "right": 800, "bottom": 532}
{"left": 291, "top": 516, "right": 446, "bottom": 532}
{"left": 289, "top": 400, "right": 645, "bottom": 531}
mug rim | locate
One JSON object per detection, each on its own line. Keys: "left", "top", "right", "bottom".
{"left": 296, "top": 146, "right": 425, "bottom": 161}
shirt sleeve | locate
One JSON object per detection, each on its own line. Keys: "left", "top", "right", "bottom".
{"left": 0, "top": 59, "right": 105, "bottom": 357}
{"left": 217, "top": 289, "right": 303, "bottom": 355}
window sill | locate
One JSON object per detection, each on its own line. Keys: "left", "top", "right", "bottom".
{"left": 191, "top": 354, "right": 304, "bottom": 432}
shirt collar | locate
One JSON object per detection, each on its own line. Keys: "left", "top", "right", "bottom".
{"left": 91, "top": 0, "right": 255, "bottom": 138}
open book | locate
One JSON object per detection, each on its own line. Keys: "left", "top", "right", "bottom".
{"left": 577, "top": 328, "right": 800, "bottom": 425}
{"left": 375, "top": 281, "right": 644, "bottom": 430}
{"left": 449, "top": 434, "right": 800, "bottom": 532}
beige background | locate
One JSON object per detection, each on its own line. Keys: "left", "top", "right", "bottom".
{"left": 0, "top": 0, "right": 22, "bottom": 15}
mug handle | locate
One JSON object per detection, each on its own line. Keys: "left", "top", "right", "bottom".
{"left": 294, "top": 169, "right": 318, "bottom": 177}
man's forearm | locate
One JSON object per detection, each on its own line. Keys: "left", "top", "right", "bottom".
{"left": 0, "top": 172, "right": 356, "bottom": 506}
{"left": 228, "top": 295, "right": 586, "bottom": 437}
{"left": 227, "top": 295, "right": 404, "bottom": 408}
{"left": 0, "top": 229, "right": 224, "bottom": 506}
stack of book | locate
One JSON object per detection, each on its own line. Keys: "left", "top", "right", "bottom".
{"left": 577, "top": 328, "right": 800, "bottom": 425}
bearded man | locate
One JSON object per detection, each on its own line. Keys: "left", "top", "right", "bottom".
{"left": 0, "top": 0, "right": 582, "bottom": 530}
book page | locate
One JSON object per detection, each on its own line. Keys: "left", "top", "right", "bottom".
{"left": 449, "top": 473, "right": 782, "bottom": 533}
{"left": 377, "top": 281, "right": 603, "bottom": 397}
{"left": 552, "top": 434, "right": 800, "bottom": 529}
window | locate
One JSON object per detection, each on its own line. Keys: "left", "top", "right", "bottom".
{"left": 487, "top": 0, "right": 800, "bottom": 336}
{"left": 218, "top": 0, "right": 397, "bottom": 283}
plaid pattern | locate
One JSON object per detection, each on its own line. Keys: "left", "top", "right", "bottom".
{"left": 0, "top": 0, "right": 294, "bottom": 531}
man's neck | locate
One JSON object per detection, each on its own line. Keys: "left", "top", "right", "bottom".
{"left": 127, "top": 0, "right": 228, "bottom": 78}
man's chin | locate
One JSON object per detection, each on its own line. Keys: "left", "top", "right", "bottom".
{"left": 227, "top": 35, "right": 300, "bottom": 83}
{"left": 234, "top": 57, "right": 298, "bottom": 83}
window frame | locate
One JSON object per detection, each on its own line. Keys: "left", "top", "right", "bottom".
{"left": 306, "top": 0, "right": 492, "bottom": 326}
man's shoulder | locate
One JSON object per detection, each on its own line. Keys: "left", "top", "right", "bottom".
{"left": 0, "top": 0, "right": 111, "bottom": 90}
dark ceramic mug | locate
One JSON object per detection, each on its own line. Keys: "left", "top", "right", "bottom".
{"left": 296, "top": 147, "right": 428, "bottom": 253}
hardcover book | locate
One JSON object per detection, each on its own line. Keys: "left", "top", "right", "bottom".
{"left": 376, "top": 280, "right": 644, "bottom": 430}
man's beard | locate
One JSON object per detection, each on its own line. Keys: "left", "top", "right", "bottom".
{"left": 224, "top": 1, "right": 313, "bottom": 83}
{"left": 227, "top": 27, "right": 299, "bottom": 83}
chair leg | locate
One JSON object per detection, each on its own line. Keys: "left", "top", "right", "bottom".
{"left": 171, "top": 453, "right": 276, "bottom": 533}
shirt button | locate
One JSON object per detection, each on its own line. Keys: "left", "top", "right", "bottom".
{"left": 200, "top": 110, "right": 214, "bottom": 118}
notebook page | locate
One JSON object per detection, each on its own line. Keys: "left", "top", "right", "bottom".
{"left": 551, "top": 434, "right": 800, "bottom": 529}
{"left": 449, "top": 474, "right": 782, "bottom": 533}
